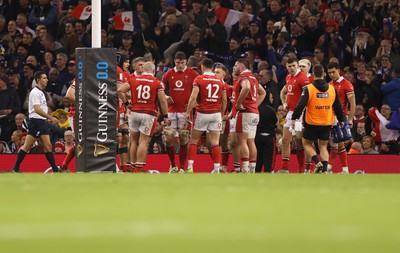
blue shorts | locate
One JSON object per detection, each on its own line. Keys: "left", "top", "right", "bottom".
{"left": 27, "top": 118, "right": 50, "bottom": 138}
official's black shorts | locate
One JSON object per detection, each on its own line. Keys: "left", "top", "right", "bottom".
{"left": 27, "top": 118, "right": 50, "bottom": 138}
{"left": 303, "top": 124, "right": 331, "bottom": 141}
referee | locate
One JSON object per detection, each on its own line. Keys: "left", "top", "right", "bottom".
{"left": 11, "top": 71, "right": 60, "bottom": 173}
{"left": 291, "top": 64, "right": 344, "bottom": 173}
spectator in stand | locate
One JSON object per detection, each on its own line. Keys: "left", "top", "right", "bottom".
{"left": 154, "top": 13, "right": 184, "bottom": 55}
{"left": 363, "top": 67, "right": 382, "bottom": 110}
{"left": 348, "top": 141, "right": 362, "bottom": 154}
{"left": 16, "top": 13, "right": 35, "bottom": 39}
{"left": 63, "top": 130, "right": 74, "bottom": 154}
{"left": 381, "top": 65, "right": 400, "bottom": 111}
{"left": 0, "top": 138, "right": 11, "bottom": 153}
{"left": 53, "top": 140, "right": 65, "bottom": 154}
{"left": 63, "top": 21, "right": 82, "bottom": 58}
{"left": 118, "top": 32, "right": 145, "bottom": 60}
{"left": 376, "top": 54, "right": 392, "bottom": 84}
{"left": 186, "top": 0, "right": 207, "bottom": 30}
{"left": 158, "top": 0, "right": 190, "bottom": 31}
{"left": 369, "top": 105, "right": 400, "bottom": 154}
{"left": 202, "top": 11, "right": 227, "bottom": 56}
{"left": 148, "top": 121, "right": 166, "bottom": 154}
{"left": 0, "top": 75, "right": 21, "bottom": 143}
{"left": 14, "top": 113, "right": 26, "bottom": 133}
{"left": 353, "top": 122, "right": 367, "bottom": 142}
{"left": 55, "top": 52, "right": 73, "bottom": 88}
{"left": 73, "top": 20, "right": 90, "bottom": 48}
{"left": 101, "top": 0, "right": 131, "bottom": 31}
{"left": 259, "top": 0, "right": 286, "bottom": 24}
{"left": 29, "top": 0, "right": 57, "bottom": 35}
{"left": 8, "top": 129, "right": 22, "bottom": 153}
{"left": 40, "top": 34, "right": 66, "bottom": 57}
{"left": 22, "top": 32, "right": 37, "bottom": 56}
{"left": 360, "top": 135, "right": 379, "bottom": 154}
{"left": 177, "top": 27, "right": 204, "bottom": 59}
{"left": 230, "top": 11, "right": 250, "bottom": 41}
{"left": 42, "top": 51, "right": 55, "bottom": 73}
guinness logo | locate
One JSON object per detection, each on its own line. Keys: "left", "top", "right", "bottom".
{"left": 94, "top": 143, "right": 110, "bottom": 157}
{"left": 77, "top": 144, "right": 83, "bottom": 157}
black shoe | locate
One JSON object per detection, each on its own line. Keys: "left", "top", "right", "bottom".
{"left": 10, "top": 168, "right": 21, "bottom": 173}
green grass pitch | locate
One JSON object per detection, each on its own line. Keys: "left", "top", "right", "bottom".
{"left": 1, "top": 174, "right": 399, "bottom": 253}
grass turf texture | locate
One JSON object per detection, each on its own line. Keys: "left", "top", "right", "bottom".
{"left": 0, "top": 174, "right": 399, "bottom": 253}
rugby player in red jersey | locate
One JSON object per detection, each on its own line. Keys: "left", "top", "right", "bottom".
{"left": 279, "top": 57, "right": 310, "bottom": 173}
{"left": 185, "top": 58, "right": 227, "bottom": 173}
{"left": 162, "top": 51, "right": 199, "bottom": 173}
{"left": 118, "top": 62, "right": 170, "bottom": 172}
{"left": 327, "top": 62, "right": 356, "bottom": 174}
{"left": 232, "top": 58, "right": 266, "bottom": 173}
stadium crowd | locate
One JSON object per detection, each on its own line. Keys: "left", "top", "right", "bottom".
{"left": 0, "top": 0, "right": 400, "bottom": 173}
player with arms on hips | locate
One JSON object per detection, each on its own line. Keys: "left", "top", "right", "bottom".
{"left": 291, "top": 64, "right": 345, "bottom": 173}
{"left": 162, "top": 51, "right": 199, "bottom": 173}
{"left": 185, "top": 58, "right": 227, "bottom": 173}
{"left": 233, "top": 58, "right": 266, "bottom": 173}
{"left": 11, "top": 72, "right": 60, "bottom": 173}
{"left": 118, "top": 62, "right": 170, "bottom": 172}
{"left": 327, "top": 62, "right": 356, "bottom": 174}
{"left": 279, "top": 56, "right": 309, "bottom": 173}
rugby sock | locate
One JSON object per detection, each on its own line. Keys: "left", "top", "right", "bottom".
{"left": 166, "top": 145, "right": 176, "bottom": 167}
{"left": 338, "top": 148, "right": 348, "bottom": 168}
{"left": 13, "top": 149, "right": 27, "bottom": 171}
{"left": 45, "top": 152, "right": 59, "bottom": 172}
{"left": 211, "top": 145, "right": 221, "bottom": 164}
{"left": 187, "top": 142, "right": 198, "bottom": 168}
{"left": 305, "top": 162, "right": 312, "bottom": 173}
{"left": 233, "top": 162, "right": 241, "bottom": 172}
{"left": 179, "top": 144, "right": 188, "bottom": 169}
{"left": 281, "top": 157, "right": 289, "bottom": 170}
{"left": 61, "top": 145, "right": 75, "bottom": 169}
{"left": 322, "top": 161, "right": 328, "bottom": 172}
{"left": 135, "top": 162, "right": 146, "bottom": 172}
{"left": 221, "top": 151, "right": 229, "bottom": 167}
{"left": 241, "top": 157, "right": 249, "bottom": 172}
{"left": 296, "top": 148, "right": 305, "bottom": 172}
{"left": 311, "top": 155, "right": 320, "bottom": 164}
{"left": 249, "top": 159, "right": 256, "bottom": 173}
{"left": 328, "top": 148, "right": 338, "bottom": 165}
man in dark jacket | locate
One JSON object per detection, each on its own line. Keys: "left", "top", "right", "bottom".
{"left": 0, "top": 75, "right": 21, "bottom": 143}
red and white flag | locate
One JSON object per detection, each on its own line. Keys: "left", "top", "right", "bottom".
{"left": 70, "top": 4, "right": 92, "bottom": 20}
{"left": 213, "top": 7, "right": 253, "bottom": 36}
{"left": 113, "top": 12, "right": 134, "bottom": 31}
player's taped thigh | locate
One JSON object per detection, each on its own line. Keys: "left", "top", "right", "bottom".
{"left": 163, "top": 128, "right": 176, "bottom": 137}
{"left": 178, "top": 129, "right": 190, "bottom": 145}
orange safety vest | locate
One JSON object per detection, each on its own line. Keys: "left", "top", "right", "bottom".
{"left": 305, "top": 84, "right": 336, "bottom": 126}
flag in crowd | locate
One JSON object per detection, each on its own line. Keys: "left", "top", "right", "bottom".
{"left": 70, "top": 4, "right": 92, "bottom": 20}
{"left": 214, "top": 7, "right": 254, "bottom": 37}
{"left": 113, "top": 11, "right": 141, "bottom": 32}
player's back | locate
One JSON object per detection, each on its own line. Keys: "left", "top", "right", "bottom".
{"left": 130, "top": 74, "right": 164, "bottom": 116}
{"left": 194, "top": 73, "right": 225, "bottom": 113}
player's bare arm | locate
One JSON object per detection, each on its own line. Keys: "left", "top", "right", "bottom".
{"left": 256, "top": 85, "right": 266, "bottom": 106}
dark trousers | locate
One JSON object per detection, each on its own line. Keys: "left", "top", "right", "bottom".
{"left": 255, "top": 133, "right": 276, "bottom": 173}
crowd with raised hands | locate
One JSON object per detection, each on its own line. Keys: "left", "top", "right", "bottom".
{"left": 0, "top": 0, "right": 399, "bottom": 173}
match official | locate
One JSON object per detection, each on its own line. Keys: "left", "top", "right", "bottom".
{"left": 11, "top": 71, "right": 60, "bottom": 173}
{"left": 291, "top": 64, "right": 344, "bottom": 173}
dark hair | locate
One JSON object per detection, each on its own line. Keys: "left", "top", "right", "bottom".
{"left": 312, "top": 64, "right": 325, "bottom": 78}
{"left": 327, "top": 61, "right": 340, "bottom": 70}
{"left": 34, "top": 71, "right": 46, "bottom": 82}
{"left": 174, "top": 51, "right": 187, "bottom": 60}
{"left": 286, "top": 56, "right": 298, "bottom": 64}
{"left": 236, "top": 58, "right": 249, "bottom": 69}
{"left": 202, "top": 58, "right": 213, "bottom": 69}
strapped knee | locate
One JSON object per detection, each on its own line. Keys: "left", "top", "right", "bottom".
{"left": 118, "top": 128, "right": 129, "bottom": 136}
{"left": 179, "top": 130, "right": 190, "bottom": 145}
{"left": 163, "top": 129, "right": 176, "bottom": 137}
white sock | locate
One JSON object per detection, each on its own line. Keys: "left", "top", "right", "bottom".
{"left": 221, "top": 165, "right": 227, "bottom": 172}
{"left": 249, "top": 162, "right": 256, "bottom": 173}
{"left": 327, "top": 164, "right": 333, "bottom": 171}
{"left": 187, "top": 160, "right": 194, "bottom": 169}
{"left": 214, "top": 163, "right": 220, "bottom": 172}
{"left": 242, "top": 161, "right": 249, "bottom": 173}
{"left": 342, "top": 166, "right": 349, "bottom": 173}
